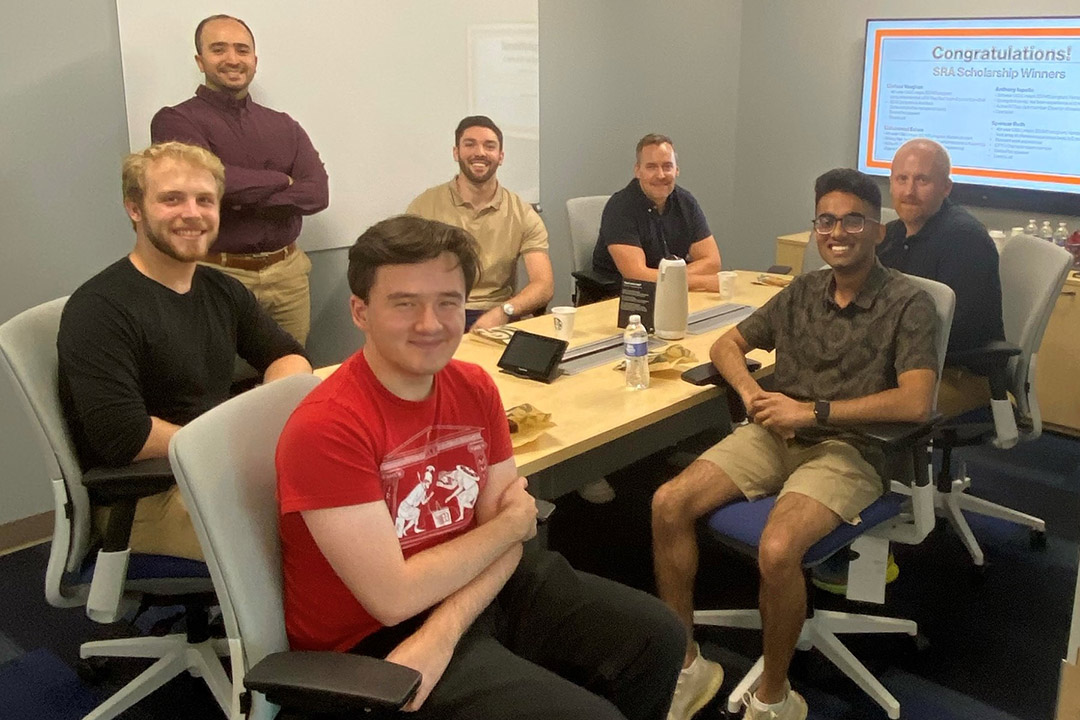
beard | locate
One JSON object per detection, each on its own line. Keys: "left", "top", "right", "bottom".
{"left": 458, "top": 156, "right": 499, "bottom": 185}
{"left": 144, "top": 220, "right": 212, "bottom": 263}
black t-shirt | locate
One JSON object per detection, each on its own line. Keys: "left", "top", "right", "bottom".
{"left": 592, "top": 179, "right": 711, "bottom": 279}
{"left": 58, "top": 258, "right": 306, "bottom": 468}
{"left": 878, "top": 198, "right": 1004, "bottom": 354}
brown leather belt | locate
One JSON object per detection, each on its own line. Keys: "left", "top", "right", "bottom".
{"left": 204, "top": 242, "right": 296, "bottom": 271}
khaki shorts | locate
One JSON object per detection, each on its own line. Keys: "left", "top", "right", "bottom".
{"left": 937, "top": 366, "right": 992, "bottom": 417}
{"left": 699, "top": 423, "right": 883, "bottom": 525}
{"left": 93, "top": 484, "right": 204, "bottom": 561}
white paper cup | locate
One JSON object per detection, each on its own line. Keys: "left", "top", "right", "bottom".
{"left": 551, "top": 306, "right": 576, "bottom": 340}
{"left": 717, "top": 271, "right": 738, "bottom": 300}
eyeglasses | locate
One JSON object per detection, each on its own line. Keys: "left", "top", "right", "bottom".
{"left": 812, "top": 213, "right": 879, "bottom": 235}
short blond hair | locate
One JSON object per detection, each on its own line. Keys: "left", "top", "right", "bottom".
{"left": 122, "top": 142, "right": 226, "bottom": 206}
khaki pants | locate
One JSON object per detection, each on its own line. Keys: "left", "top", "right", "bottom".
{"left": 937, "top": 366, "right": 993, "bottom": 417}
{"left": 93, "top": 485, "right": 204, "bottom": 561}
{"left": 207, "top": 248, "right": 313, "bottom": 346}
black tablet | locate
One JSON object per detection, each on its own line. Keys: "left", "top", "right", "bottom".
{"left": 497, "top": 330, "right": 568, "bottom": 383}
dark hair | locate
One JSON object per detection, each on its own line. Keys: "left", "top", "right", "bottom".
{"left": 348, "top": 215, "right": 481, "bottom": 302}
{"left": 814, "top": 168, "right": 882, "bottom": 219}
{"left": 454, "top": 116, "right": 503, "bottom": 148}
{"left": 194, "top": 14, "right": 255, "bottom": 54}
{"left": 635, "top": 133, "right": 676, "bottom": 162}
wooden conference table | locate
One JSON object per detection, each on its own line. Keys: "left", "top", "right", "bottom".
{"left": 317, "top": 270, "right": 781, "bottom": 499}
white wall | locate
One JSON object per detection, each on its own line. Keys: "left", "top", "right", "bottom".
{"left": 0, "top": 1, "right": 133, "bottom": 525}
{"left": 116, "top": 0, "right": 538, "bottom": 252}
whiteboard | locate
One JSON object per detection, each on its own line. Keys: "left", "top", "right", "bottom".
{"left": 116, "top": 1, "right": 538, "bottom": 252}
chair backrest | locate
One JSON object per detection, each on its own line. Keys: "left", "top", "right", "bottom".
{"left": 902, "top": 275, "right": 956, "bottom": 404}
{"left": 566, "top": 195, "right": 610, "bottom": 273}
{"left": 169, "top": 373, "right": 321, "bottom": 713}
{"left": 997, "top": 234, "right": 1072, "bottom": 424}
{"left": 0, "top": 297, "right": 94, "bottom": 608}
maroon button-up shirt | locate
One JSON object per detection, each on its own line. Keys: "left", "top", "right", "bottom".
{"left": 151, "top": 85, "right": 329, "bottom": 254}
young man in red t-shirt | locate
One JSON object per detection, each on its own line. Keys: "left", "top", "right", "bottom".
{"left": 276, "top": 215, "right": 683, "bottom": 719}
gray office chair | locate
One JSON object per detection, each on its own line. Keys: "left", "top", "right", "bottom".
{"left": 168, "top": 374, "right": 421, "bottom": 720}
{"left": 694, "top": 275, "right": 954, "bottom": 719}
{"left": 0, "top": 297, "right": 230, "bottom": 720}
{"left": 566, "top": 195, "right": 619, "bottom": 305}
{"left": 929, "top": 234, "right": 1072, "bottom": 567}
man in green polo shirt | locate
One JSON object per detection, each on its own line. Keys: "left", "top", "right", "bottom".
{"left": 407, "top": 116, "right": 554, "bottom": 329}
{"left": 652, "top": 168, "right": 939, "bottom": 720}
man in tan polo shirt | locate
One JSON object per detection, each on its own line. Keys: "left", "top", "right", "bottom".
{"left": 407, "top": 115, "right": 554, "bottom": 329}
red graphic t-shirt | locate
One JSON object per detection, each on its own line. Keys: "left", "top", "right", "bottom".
{"left": 276, "top": 352, "right": 513, "bottom": 651}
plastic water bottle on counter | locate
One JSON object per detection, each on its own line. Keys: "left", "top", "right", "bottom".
{"left": 624, "top": 314, "right": 650, "bottom": 390}
{"left": 1040, "top": 221, "right": 1054, "bottom": 242}
{"left": 1053, "top": 223, "right": 1069, "bottom": 247}
{"left": 1025, "top": 219, "right": 1038, "bottom": 236}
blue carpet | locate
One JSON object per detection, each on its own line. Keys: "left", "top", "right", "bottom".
{"left": 0, "top": 648, "right": 101, "bottom": 720}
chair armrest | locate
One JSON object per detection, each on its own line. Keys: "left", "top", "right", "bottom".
{"left": 571, "top": 269, "right": 620, "bottom": 292}
{"left": 244, "top": 651, "right": 422, "bottom": 714}
{"left": 945, "top": 340, "right": 1021, "bottom": 372}
{"left": 850, "top": 414, "right": 942, "bottom": 447}
{"left": 82, "top": 457, "right": 175, "bottom": 503}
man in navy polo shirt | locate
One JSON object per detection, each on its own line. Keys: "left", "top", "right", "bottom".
{"left": 592, "top": 134, "right": 722, "bottom": 291}
{"left": 878, "top": 138, "right": 1003, "bottom": 416}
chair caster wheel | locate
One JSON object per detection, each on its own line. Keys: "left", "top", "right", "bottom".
{"left": 1030, "top": 529, "right": 1047, "bottom": 549}
{"left": 911, "top": 633, "right": 931, "bottom": 653}
{"left": 76, "top": 657, "right": 110, "bottom": 684}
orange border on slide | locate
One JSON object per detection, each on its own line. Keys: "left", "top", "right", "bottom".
{"left": 865, "top": 26, "right": 1080, "bottom": 185}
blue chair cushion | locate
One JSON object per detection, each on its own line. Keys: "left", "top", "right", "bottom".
{"left": 706, "top": 492, "right": 907, "bottom": 568}
{"left": 77, "top": 553, "right": 211, "bottom": 585}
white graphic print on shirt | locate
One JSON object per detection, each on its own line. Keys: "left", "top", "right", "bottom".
{"left": 381, "top": 425, "right": 488, "bottom": 550}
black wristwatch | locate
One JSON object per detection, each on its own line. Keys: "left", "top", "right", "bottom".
{"left": 814, "top": 400, "right": 831, "bottom": 426}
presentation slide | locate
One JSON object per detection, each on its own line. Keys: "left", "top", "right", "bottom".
{"left": 116, "top": 1, "right": 538, "bottom": 252}
{"left": 857, "top": 17, "right": 1080, "bottom": 195}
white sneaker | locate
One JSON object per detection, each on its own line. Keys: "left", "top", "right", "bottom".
{"left": 666, "top": 644, "right": 724, "bottom": 720}
{"left": 742, "top": 686, "right": 808, "bottom": 720}
{"left": 577, "top": 478, "right": 616, "bottom": 504}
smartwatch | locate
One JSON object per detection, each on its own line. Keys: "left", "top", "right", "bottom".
{"left": 502, "top": 302, "right": 516, "bottom": 318}
{"left": 814, "top": 400, "right": 831, "bottom": 426}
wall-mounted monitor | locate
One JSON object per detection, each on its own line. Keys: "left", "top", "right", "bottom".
{"left": 857, "top": 17, "right": 1080, "bottom": 214}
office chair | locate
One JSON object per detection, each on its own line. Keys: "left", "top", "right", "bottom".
{"left": 566, "top": 195, "right": 619, "bottom": 305}
{"left": 691, "top": 275, "right": 955, "bottom": 719}
{"left": 928, "top": 234, "right": 1072, "bottom": 567}
{"left": 168, "top": 374, "right": 421, "bottom": 720}
{"left": 0, "top": 298, "right": 231, "bottom": 720}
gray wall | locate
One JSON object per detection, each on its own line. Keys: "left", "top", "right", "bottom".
{"left": 0, "top": 1, "right": 133, "bottom": 524}
{"left": 732, "top": 0, "right": 1080, "bottom": 272}
{"left": 539, "top": 0, "right": 744, "bottom": 306}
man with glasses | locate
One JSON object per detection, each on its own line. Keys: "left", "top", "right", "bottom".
{"left": 651, "top": 169, "right": 938, "bottom": 720}
{"left": 879, "top": 138, "right": 1004, "bottom": 416}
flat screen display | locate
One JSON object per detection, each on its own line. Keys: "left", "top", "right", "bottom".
{"left": 857, "top": 17, "right": 1080, "bottom": 205}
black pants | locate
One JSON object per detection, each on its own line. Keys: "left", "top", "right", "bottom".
{"left": 351, "top": 544, "right": 684, "bottom": 720}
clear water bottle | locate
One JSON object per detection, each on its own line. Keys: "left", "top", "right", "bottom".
{"left": 1040, "top": 221, "right": 1054, "bottom": 242}
{"left": 624, "top": 314, "right": 649, "bottom": 390}
{"left": 1025, "top": 218, "right": 1038, "bottom": 236}
{"left": 1053, "top": 222, "right": 1069, "bottom": 247}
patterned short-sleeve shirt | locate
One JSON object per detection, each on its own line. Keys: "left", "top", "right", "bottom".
{"left": 736, "top": 261, "right": 939, "bottom": 469}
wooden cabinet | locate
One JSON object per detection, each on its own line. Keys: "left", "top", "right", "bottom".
{"left": 1038, "top": 271, "right": 1080, "bottom": 435}
{"left": 776, "top": 232, "right": 810, "bottom": 275}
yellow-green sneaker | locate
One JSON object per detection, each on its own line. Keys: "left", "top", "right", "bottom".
{"left": 811, "top": 553, "right": 899, "bottom": 596}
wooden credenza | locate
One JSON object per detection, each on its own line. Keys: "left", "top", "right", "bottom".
{"left": 1037, "top": 270, "right": 1080, "bottom": 436}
